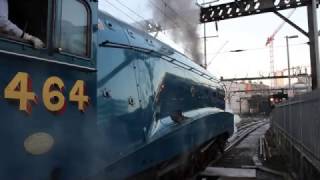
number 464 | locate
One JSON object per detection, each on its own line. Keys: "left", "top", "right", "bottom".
{"left": 4, "top": 72, "right": 89, "bottom": 114}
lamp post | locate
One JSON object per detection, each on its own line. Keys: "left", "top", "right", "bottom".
{"left": 285, "top": 35, "right": 298, "bottom": 90}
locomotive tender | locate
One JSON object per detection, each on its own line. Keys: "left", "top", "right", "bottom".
{"left": 0, "top": 0, "right": 233, "bottom": 179}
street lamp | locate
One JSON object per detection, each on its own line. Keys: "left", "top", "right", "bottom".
{"left": 285, "top": 35, "right": 299, "bottom": 91}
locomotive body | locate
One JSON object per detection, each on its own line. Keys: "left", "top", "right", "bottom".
{"left": 94, "top": 12, "right": 233, "bottom": 179}
{"left": 0, "top": 1, "right": 233, "bottom": 179}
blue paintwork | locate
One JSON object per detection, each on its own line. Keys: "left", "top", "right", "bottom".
{"left": 0, "top": 2, "right": 233, "bottom": 180}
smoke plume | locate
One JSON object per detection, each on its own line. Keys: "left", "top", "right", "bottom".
{"left": 149, "top": 0, "right": 202, "bottom": 65}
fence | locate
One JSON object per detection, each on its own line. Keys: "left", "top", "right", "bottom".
{"left": 271, "top": 89, "right": 320, "bottom": 171}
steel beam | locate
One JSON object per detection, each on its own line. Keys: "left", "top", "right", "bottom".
{"left": 204, "top": 23, "right": 208, "bottom": 68}
{"left": 230, "top": 87, "right": 308, "bottom": 93}
{"left": 273, "top": 11, "right": 308, "bottom": 38}
{"left": 307, "top": 0, "right": 320, "bottom": 89}
{"left": 221, "top": 74, "right": 309, "bottom": 81}
{"left": 200, "top": 0, "right": 311, "bottom": 23}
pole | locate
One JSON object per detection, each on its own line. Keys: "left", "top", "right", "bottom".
{"left": 239, "top": 98, "right": 242, "bottom": 114}
{"left": 307, "top": 0, "right": 320, "bottom": 90}
{"left": 286, "top": 36, "right": 292, "bottom": 89}
{"left": 204, "top": 22, "right": 207, "bottom": 69}
{"left": 202, "top": 0, "right": 207, "bottom": 69}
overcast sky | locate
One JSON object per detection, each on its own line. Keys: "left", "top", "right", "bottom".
{"left": 99, "top": 0, "right": 319, "bottom": 84}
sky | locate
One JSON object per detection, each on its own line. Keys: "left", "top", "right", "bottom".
{"left": 99, "top": 0, "right": 319, "bottom": 84}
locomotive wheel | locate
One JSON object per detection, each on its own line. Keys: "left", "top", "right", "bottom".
{"left": 137, "top": 134, "right": 229, "bottom": 180}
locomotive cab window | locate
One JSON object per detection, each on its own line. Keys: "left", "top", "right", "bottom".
{"left": 0, "top": 0, "right": 47, "bottom": 47}
{"left": 55, "top": 0, "right": 91, "bottom": 57}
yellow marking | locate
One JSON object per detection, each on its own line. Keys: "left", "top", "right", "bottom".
{"left": 4, "top": 72, "right": 36, "bottom": 113}
{"left": 42, "top": 77, "right": 66, "bottom": 112}
{"left": 70, "top": 80, "right": 89, "bottom": 112}
{"left": 24, "top": 132, "right": 54, "bottom": 155}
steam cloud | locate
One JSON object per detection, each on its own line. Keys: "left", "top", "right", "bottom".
{"left": 149, "top": 0, "right": 202, "bottom": 65}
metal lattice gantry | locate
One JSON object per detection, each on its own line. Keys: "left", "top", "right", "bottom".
{"left": 200, "top": 0, "right": 310, "bottom": 23}
{"left": 200, "top": 0, "right": 320, "bottom": 90}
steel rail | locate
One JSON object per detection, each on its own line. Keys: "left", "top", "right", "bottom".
{"left": 225, "top": 120, "right": 269, "bottom": 152}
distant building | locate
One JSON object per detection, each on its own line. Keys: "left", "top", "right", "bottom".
{"left": 275, "top": 71, "right": 284, "bottom": 87}
{"left": 224, "top": 81, "right": 270, "bottom": 115}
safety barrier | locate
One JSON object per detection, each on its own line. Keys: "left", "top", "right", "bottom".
{"left": 271, "top": 89, "right": 320, "bottom": 172}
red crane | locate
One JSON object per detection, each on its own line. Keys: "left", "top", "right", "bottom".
{"left": 266, "top": 9, "right": 296, "bottom": 87}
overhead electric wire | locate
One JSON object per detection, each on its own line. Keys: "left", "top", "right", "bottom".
{"left": 101, "top": 0, "right": 197, "bottom": 59}
{"left": 148, "top": 0, "right": 200, "bottom": 30}
{"left": 147, "top": 0, "right": 184, "bottom": 30}
{"left": 103, "top": 0, "right": 180, "bottom": 30}
{"left": 112, "top": 0, "right": 147, "bottom": 24}
{"left": 103, "top": 0, "right": 181, "bottom": 33}
{"left": 158, "top": 0, "right": 196, "bottom": 28}
{"left": 147, "top": 0, "right": 199, "bottom": 57}
{"left": 101, "top": 0, "right": 146, "bottom": 30}
{"left": 207, "top": 42, "right": 309, "bottom": 55}
{"left": 108, "top": 0, "right": 199, "bottom": 57}
{"left": 148, "top": 0, "right": 196, "bottom": 55}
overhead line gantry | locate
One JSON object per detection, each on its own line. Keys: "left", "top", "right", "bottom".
{"left": 199, "top": 0, "right": 320, "bottom": 90}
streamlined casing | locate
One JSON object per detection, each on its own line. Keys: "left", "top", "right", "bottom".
{"left": 94, "top": 12, "right": 234, "bottom": 179}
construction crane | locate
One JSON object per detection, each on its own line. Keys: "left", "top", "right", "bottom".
{"left": 266, "top": 9, "right": 296, "bottom": 87}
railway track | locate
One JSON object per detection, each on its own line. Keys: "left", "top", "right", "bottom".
{"left": 201, "top": 117, "right": 269, "bottom": 166}
{"left": 196, "top": 117, "right": 271, "bottom": 180}
{"left": 152, "top": 117, "right": 270, "bottom": 180}
{"left": 225, "top": 118, "right": 269, "bottom": 152}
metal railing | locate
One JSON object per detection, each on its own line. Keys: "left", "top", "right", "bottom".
{"left": 271, "top": 89, "right": 320, "bottom": 171}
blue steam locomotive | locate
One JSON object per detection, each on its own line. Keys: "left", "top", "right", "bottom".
{"left": 0, "top": 0, "right": 233, "bottom": 179}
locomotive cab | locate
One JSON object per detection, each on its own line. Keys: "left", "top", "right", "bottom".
{"left": 0, "top": 1, "right": 100, "bottom": 179}
{"left": 6, "top": 0, "right": 48, "bottom": 44}
{"left": 0, "top": 0, "right": 97, "bottom": 64}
